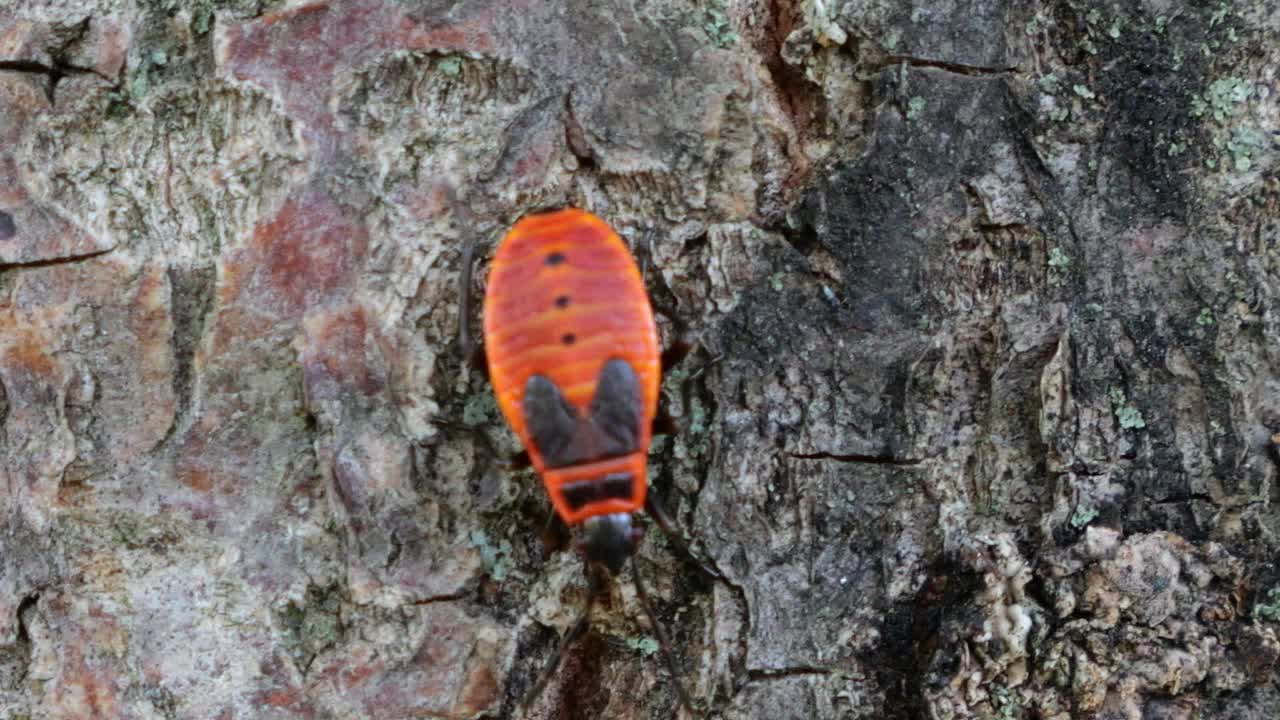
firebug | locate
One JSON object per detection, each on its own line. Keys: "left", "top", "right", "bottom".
{"left": 457, "top": 203, "right": 717, "bottom": 714}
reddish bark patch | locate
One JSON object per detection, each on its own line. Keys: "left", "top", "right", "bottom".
{"left": 252, "top": 654, "right": 318, "bottom": 718}
{"left": 257, "top": 193, "right": 365, "bottom": 312}
{"left": 457, "top": 662, "right": 501, "bottom": 715}
{"left": 743, "top": 0, "right": 821, "bottom": 205}
{"left": 298, "top": 303, "right": 386, "bottom": 402}
{"left": 260, "top": 688, "right": 300, "bottom": 708}
{"left": 761, "top": 1, "right": 823, "bottom": 136}
{"left": 217, "top": 190, "right": 367, "bottom": 317}
{"left": 292, "top": 604, "right": 510, "bottom": 718}
{"left": 219, "top": 0, "right": 497, "bottom": 147}
{"left": 172, "top": 428, "right": 249, "bottom": 525}
{"left": 180, "top": 468, "right": 215, "bottom": 493}
{"left": 112, "top": 262, "right": 177, "bottom": 461}
{"left": 40, "top": 600, "right": 127, "bottom": 719}
{"left": 1, "top": 328, "right": 57, "bottom": 379}
{"left": 68, "top": 655, "right": 122, "bottom": 719}
{"left": 87, "top": 18, "right": 131, "bottom": 79}
{"left": 340, "top": 660, "right": 380, "bottom": 689}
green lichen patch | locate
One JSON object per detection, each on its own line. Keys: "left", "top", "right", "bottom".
{"left": 124, "top": 0, "right": 291, "bottom": 119}
{"left": 673, "top": 395, "right": 712, "bottom": 464}
{"left": 1047, "top": 247, "right": 1071, "bottom": 270}
{"left": 624, "top": 635, "right": 659, "bottom": 656}
{"left": 435, "top": 55, "right": 463, "bottom": 77}
{"left": 469, "top": 528, "right": 514, "bottom": 582}
{"left": 696, "top": 0, "right": 739, "bottom": 49}
{"left": 1070, "top": 501, "right": 1100, "bottom": 528}
{"left": 1115, "top": 404, "right": 1146, "bottom": 431}
{"left": 1193, "top": 77, "right": 1253, "bottom": 121}
{"left": 275, "top": 582, "right": 345, "bottom": 674}
{"left": 1048, "top": 0, "right": 1255, "bottom": 217}
{"left": 906, "top": 97, "right": 926, "bottom": 121}
{"left": 143, "top": 0, "right": 285, "bottom": 35}
{"left": 463, "top": 390, "right": 499, "bottom": 427}
{"left": 1219, "top": 125, "right": 1264, "bottom": 173}
{"left": 989, "top": 686, "right": 1023, "bottom": 720}
{"left": 1189, "top": 75, "right": 1264, "bottom": 174}
{"left": 1048, "top": 247, "right": 1072, "bottom": 286}
{"left": 1254, "top": 586, "right": 1280, "bottom": 623}
{"left": 1107, "top": 387, "right": 1146, "bottom": 430}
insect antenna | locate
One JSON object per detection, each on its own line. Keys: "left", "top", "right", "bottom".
{"left": 631, "top": 557, "right": 698, "bottom": 717}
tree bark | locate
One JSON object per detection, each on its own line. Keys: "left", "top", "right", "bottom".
{"left": 1, "top": 1, "right": 1277, "bottom": 718}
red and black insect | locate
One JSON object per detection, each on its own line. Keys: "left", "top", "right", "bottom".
{"left": 481, "top": 208, "right": 660, "bottom": 573}
{"left": 458, "top": 204, "right": 716, "bottom": 712}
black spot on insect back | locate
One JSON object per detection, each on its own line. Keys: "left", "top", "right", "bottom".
{"left": 562, "top": 333, "right": 576, "bottom": 345}
{"left": 555, "top": 295, "right": 571, "bottom": 308}
{"left": 546, "top": 251, "right": 566, "bottom": 266}
{"left": 0, "top": 211, "right": 15, "bottom": 241}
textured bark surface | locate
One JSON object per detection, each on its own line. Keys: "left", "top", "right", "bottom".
{"left": 1, "top": 1, "right": 1278, "bottom": 719}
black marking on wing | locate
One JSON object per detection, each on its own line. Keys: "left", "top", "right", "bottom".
{"left": 590, "top": 359, "right": 642, "bottom": 460}
{"left": 561, "top": 473, "right": 635, "bottom": 510}
{"left": 523, "top": 359, "right": 643, "bottom": 469}
{"left": 599, "top": 473, "right": 634, "bottom": 500}
{"left": 562, "top": 481, "right": 596, "bottom": 510}
{"left": 524, "top": 375, "right": 578, "bottom": 466}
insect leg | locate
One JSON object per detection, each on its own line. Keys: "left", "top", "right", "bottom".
{"left": 450, "top": 186, "right": 475, "bottom": 353}
{"left": 651, "top": 406, "right": 679, "bottom": 437}
{"left": 631, "top": 558, "right": 697, "bottom": 717}
{"left": 644, "top": 495, "right": 725, "bottom": 583}
{"left": 448, "top": 185, "right": 490, "bottom": 378}
{"left": 507, "top": 448, "right": 531, "bottom": 471}
{"left": 660, "top": 337, "right": 694, "bottom": 375}
{"left": 468, "top": 342, "right": 490, "bottom": 379}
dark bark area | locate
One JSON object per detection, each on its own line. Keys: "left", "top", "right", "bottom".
{"left": 1, "top": 1, "right": 1277, "bottom": 719}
